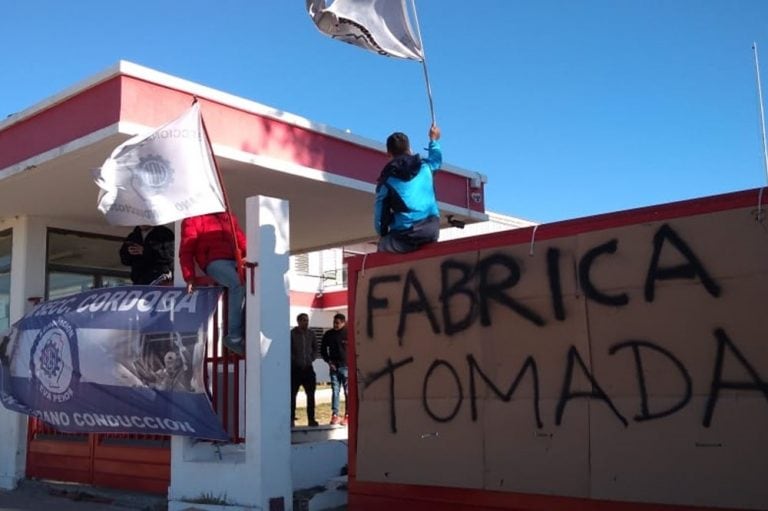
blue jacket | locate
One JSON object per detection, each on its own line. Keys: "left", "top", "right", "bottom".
{"left": 374, "top": 140, "right": 442, "bottom": 235}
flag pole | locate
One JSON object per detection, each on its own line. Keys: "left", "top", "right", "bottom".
{"left": 195, "top": 99, "right": 246, "bottom": 284}
{"left": 752, "top": 43, "right": 768, "bottom": 184}
{"left": 409, "top": 0, "right": 436, "bottom": 125}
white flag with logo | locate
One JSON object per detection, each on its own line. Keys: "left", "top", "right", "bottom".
{"left": 307, "top": 0, "right": 424, "bottom": 61}
{"left": 95, "top": 103, "right": 226, "bottom": 226}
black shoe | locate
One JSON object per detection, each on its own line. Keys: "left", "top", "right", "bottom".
{"left": 308, "top": 420, "right": 319, "bottom": 427}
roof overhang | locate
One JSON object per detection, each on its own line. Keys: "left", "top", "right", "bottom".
{"left": 0, "top": 61, "right": 487, "bottom": 253}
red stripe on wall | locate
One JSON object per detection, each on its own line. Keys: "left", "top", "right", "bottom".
{"left": 289, "top": 291, "right": 320, "bottom": 308}
{"left": 0, "top": 73, "right": 484, "bottom": 212}
{"left": 348, "top": 481, "right": 747, "bottom": 511}
{"left": 316, "top": 290, "right": 347, "bottom": 309}
{"left": 0, "top": 78, "right": 122, "bottom": 170}
{"left": 120, "top": 77, "right": 482, "bottom": 211}
{"left": 289, "top": 290, "right": 347, "bottom": 310}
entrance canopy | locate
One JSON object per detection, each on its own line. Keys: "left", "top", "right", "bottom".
{"left": 0, "top": 61, "right": 487, "bottom": 253}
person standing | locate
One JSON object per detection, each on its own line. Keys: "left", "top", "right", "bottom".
{"left": 179, "top": 212, "right": 247, "bottom": 355}
{"left": 374, "top": 124, "right": 442, "bottom": 253}
{"left": 320, "top": 313, "right": 348, "bottom": 426}
{"left": 291, "top": 313, "right": 319, "bottom": 427}
{"left": 119, "top": 225, "right": 174, "bottom": 285}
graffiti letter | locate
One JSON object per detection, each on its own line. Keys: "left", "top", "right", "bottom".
{"left": 703, "top": 328, "right": 768, "bottom": 427}
{"left": 579, "top": 239, "right": 629, "bottom": 306}
{"left": 467, "top": 354, "right": 542, "bottom": 428}
{"left": 364, "top": 356, "right": 415, "bottom": 433}
{"left": 547, "top": 247, "right": 566, "bottom": 321}
{"left": 610, "top": 340, "right": 692, "bottom": 421}
{"left": 477, "top": 253, "right": 545, "bottom": 327}
{"left": 423, "top": 359, "right": 463, "bottom": 423}
{"left": 367, "top": 274, "right": 401, "bottom": 338}
{"left": 556, "top": 345, "right": 628, "bottom": 426}
{"left": 644, "top": 224, "right": 720, "bottom": 302}
{"left": 440, "top": 259, "right": 476, "bottom": 335}
{"left": 397, "top": 269, "right": 441, "bottom": 345}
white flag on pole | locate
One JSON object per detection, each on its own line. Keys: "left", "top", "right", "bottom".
{"left": 307, "top": 0, "right": 424, "bottom": 61}
{"left": 95, "top": 103, "right": 226, "bottom": 226}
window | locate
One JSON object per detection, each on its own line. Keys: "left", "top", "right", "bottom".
{"left": 46, "top": 229, "right": 131, "bottom": 300}
{"left": 0, "top": 229, "right": 11, "bottom": 331}
{"left": 292, "top": 253, "right": 310, "bottom": 275}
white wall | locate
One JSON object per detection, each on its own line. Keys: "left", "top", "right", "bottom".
{"left": 291, "top": 440, "right": 347, "bottom": 491}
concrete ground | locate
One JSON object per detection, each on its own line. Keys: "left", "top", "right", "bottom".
{"left": 0, "top": 480, "right": 348, "bottom": 511}
{"left": 0, "top": 479, "right": 166, "bottom": 510}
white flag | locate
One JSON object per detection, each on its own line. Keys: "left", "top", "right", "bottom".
{"left": 307, "top": 0, "right": 424, "bottom": 61}
{"left": 95, "top": 103, "right": 226, "bottom": 226}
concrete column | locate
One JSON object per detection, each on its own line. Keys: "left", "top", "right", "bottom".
{"left": 0, "top": 216, "right": 46, "bottom": 489}
{"left": 244, "top": 195, "right": 292, "bottom": 510}
{"left": 168, "top": 196, "right": 292, "bottom": 510}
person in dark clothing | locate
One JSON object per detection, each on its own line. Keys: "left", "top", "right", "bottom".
{"left": 119, "top": 225, "right": 174, "bottom": 285}
{"left": 320, "top": 313, "right": 348, "bottom": 426}
{"left": 291, "top": 313, "right": 319, "bottom": 427}
{"left": 374, "top": 125, "right": 442, "bottom": 253}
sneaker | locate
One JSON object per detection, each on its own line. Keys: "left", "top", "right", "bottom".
{"left": 223, "top": 336, "right": 244, "bottom": 356}
{"left": 308, "top": 420, "right": 319, "bottom": 427}
{"left": 340, "top": 414, "right": 348, "bottom": 427}
{"left": 330, "top": 414, "right": 340, "bottom": 425}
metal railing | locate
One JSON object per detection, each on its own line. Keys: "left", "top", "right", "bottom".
{"left": 197, "top": 277, "right": 244, "bottom": 443}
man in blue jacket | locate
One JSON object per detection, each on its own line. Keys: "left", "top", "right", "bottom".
{"left": 374, "top": 125, "right": 442, "bottom": 253}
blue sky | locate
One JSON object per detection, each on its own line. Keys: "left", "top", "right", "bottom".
{"left": 2, "top": 1, "right": 768, "bottom": 223}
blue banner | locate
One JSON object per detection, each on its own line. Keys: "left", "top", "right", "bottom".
{"left": 0, "top": 286, "right": 229, "bottom": 441}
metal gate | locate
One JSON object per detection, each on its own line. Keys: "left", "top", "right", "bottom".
{"left": 26, "top": 422, "right": 171, "bottom": 494}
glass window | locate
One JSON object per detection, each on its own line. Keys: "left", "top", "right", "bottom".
{"left": 102, "top": 275, "right": 133, "bottom": 288}
{"left": 0, "top": 229, "right": 11, "bottom": 331}
{"left": 46, "top": 229, "right": 130, "bottom": 300}
{"left": 47, "top": 272, "right": 95, "bottom": 301}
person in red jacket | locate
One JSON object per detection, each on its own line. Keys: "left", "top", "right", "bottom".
{"left": 179, "top": 212, "right": 247, "bottom": 355}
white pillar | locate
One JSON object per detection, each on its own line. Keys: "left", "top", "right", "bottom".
{"left": 245, "top": 195, "right": 293, "bottom": 510}
{"left": 0, "top": 216, "right": 46, "bottom": 489}
{"left": 168, "top": 196, "right": 292, "bottom": 510}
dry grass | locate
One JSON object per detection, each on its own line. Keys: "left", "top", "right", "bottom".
{"left": 294, "top": 384, "right": 347, "bottom": 426}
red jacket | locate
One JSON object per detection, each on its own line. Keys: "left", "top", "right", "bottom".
{"left": 179, "top": 213, "right": 247, "bottom": 282}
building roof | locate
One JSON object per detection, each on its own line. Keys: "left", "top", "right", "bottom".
{"left": 0, "top": 61, "right": 488, "bottom": 252}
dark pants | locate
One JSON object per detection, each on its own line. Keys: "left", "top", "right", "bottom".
{"left": 378, "top": 215, "right": 440, "bottom": 253}
{"left": 291, "top": 366, "right": 317, "bottom": 422}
